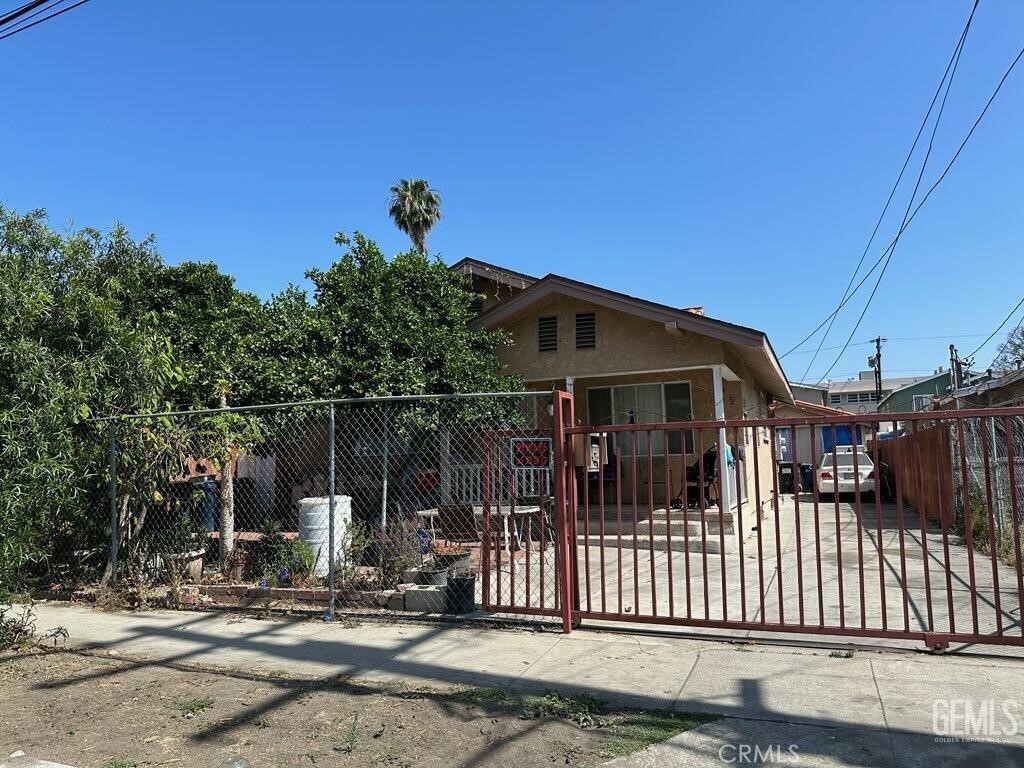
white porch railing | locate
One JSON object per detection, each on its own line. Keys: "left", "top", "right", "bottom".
{"left": 448, "top": 463, "right": 552, "bottom": 504}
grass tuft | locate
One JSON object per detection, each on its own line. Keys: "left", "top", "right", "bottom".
{"left": 103, "top": 757, "right": 138, "bottom": 768}
{"left": 447, "top": 686, "right": 518, "bottom": 707}
{"left": 173, "top": 695, "right": 214, "bottom": 717}
{"left": 601, "top": 711, "right": 716, "bottom": 758}
{"left": 828, "top": 649, "right": 855, "bottom": 659}
{"left": 524, "top": 691, "right": 606, "bottom": 728}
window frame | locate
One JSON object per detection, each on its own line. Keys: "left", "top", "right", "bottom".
{"left": 585, "top": 381, "right": 693, "bottom": 455}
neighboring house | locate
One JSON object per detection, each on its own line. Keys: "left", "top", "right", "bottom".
{"left": 771, "top": 398, "right": 851, "bottom": 469}
{"left": 789, "top": 381, "right": 828, "bottom": 407}
{"left": 943, "top": 368, "right": 1024, "bottom": 409}
{"left": 451, "top": 258, "right": 794, "bottom": 514}
{"left": 825, "top": 371, "right": 927, "bottom": 414}
{"left": 876, "top": 370, "right": 952, "bottom": 414}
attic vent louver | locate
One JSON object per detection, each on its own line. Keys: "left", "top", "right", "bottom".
{"left": 538, "top": 316, "right": 558, "bottom": 352}
{"left": 575, "top": 312, "right": 596, "bottom": 349}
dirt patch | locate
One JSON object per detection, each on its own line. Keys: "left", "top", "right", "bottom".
{"left": 0, "top": 648, "right": 711, "bottom": 768}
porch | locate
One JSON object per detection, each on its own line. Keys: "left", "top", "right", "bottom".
{"left": 528, "top": 363, "right": 776, "bottom": 517}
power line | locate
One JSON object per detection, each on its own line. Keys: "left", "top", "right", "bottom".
{"left": 0, "top": 0, "right": 89, "bottom": 41}
{"left": 965, "top": 296, "right": 1024, "bottom": 361}
{"left": 0, "top": 0, "right": 49, "bottom": 28}
{"left": 813, "top": 10, "right": 975, "bottom": 386}
{"left": 784, "top": 333, "right": 989, "bottom": 356}
{"left": 786, "top": 36, "right": 1019, "bottom": 370}
{"left": 796, "top": 0, "right": 980, "bottom": 380}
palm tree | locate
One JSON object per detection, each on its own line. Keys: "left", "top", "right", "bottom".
{"left": 388, "top": 178, "right": 442, "bottom": 254}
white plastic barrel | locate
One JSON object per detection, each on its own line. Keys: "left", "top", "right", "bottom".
{"left": 297, "top": 496, "right": 352, "bottom": 577}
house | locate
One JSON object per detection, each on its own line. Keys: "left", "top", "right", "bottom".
{"left": 451, "top": 258, "right": 794, "bottom": 517}
{"left": 770, "top": 397, "right": 850, "bottom": 469}
{"left": 788, "top": 381, "right": 828, "bottom": 407}
{"left": 943, "top": 368, "right": 1024, "bottom": 409}
{"left": 825, "top": 371, "right": 928, "bottom": 414}
{"left": 876, "top": 369, "right": 952, "bottom": 414}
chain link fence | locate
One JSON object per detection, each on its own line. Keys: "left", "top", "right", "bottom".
{"left": 56, "top": 392, "right": 556, "bottom": 616}
{"left": 950, "top": 413, "right": 1024, "bottom": 564}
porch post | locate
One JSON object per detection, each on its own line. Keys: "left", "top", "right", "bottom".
{"left": 439, "top": 429, "right": 452, "bottom": 504}
{"left": 712, "top": 365, "right": 732, "bottom": 517}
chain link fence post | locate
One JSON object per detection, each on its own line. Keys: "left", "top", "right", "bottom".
{"left": 108, "top": 419, "right": 119, "bottom": 585}
{"left": 327, "top": 403, "right": 336, "bottom": 620}
{"left": 380, "top": 403, "right": 390, "bottom": 532}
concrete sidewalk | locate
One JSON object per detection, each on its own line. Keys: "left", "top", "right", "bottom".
{"left": 27, "top": 603, "right": 1024, "bottom": 767}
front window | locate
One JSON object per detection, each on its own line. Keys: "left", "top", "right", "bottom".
{"left": 586, "top": 382, "right": 693, "bottom": 455}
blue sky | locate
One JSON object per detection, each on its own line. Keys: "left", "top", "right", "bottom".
{"left": 3, "top": 1, "right": 1022, "bottom": 383}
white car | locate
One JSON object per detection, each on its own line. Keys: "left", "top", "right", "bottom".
{"left": 816, "top": 446, "right": 875, "bottom": 500}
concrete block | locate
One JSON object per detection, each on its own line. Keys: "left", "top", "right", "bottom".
{"left": 403, "top": 585, "right": 447, "bottom": 613}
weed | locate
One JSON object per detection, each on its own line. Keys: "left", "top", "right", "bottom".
{"left": 0, "top": 602, "right": 66, "bottom": 650}
{"left": 173, "top": 695, "right": 214, "bottom": 718}
{"left": 523, "top": 691, "right": 606, "bottom": 728}
{"left": 103, "top": 757, "right": 138, "bottom": 768}
{"left": 377, "top": 679, "right": 409, "bottom": 695}
{"left": 0, "top": 604, "right": 37, "bottom": 649}
{"left": 447, "top": 686, "right": 517, "bottom": 707}
{"left": 335, "top": 712, "right": 359, "bottom": 754}
{"left": 829, "top": 649, "right": 855, "bottom": 659}
{"left": 254, "top": 716, "right": 272, "bottom": 729}
{"left": 600, "top": 711, "right": 716, "bottom": 758}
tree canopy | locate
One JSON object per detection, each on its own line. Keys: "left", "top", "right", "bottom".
{"left": 0, "top": 204, "right": 513, "bottom": 591}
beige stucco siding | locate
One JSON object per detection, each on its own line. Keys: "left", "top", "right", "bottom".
{"left": 492, "top": 295, "right": 779, "bottom": 510}
{"left": 497, "top": 296, "right": 728, "bottom": 382}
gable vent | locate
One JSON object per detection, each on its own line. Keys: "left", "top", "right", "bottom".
{"left": 575, "top": 312, "right": 596, "bottom": 350}
{"left": 538, "top": 316, "right": 558, "bottom": 352}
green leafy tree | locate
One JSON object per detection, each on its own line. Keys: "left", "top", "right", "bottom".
{"left": 130, "top": 262, "right": 271, "bottom": 564}
{"left": 136, "top": 261, "right": 266, "bottom": 409}
{"left": 388, "top": 178, "right": 442, "bottom": 254}
{"left": 301, "top": 232, "right": 515, "bottom": 398}
{"left": 0, "top": 207, "right": 179, "bottom": 591}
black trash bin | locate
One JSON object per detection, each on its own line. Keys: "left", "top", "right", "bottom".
{"left": 777, "top": 460, "right": 794, "bottom": 494}
{"left": 445, "top": 572, "right": 476, "bottom": 614}
{"left": 798, "top": 463, "right": 813, "bottom": 493}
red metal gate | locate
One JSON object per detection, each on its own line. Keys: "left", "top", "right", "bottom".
{"left": 477, "top": 391, "right": 575, "bottom": 619}
{"left": 547, "top": 405, "right": 1024, "bottom": 649}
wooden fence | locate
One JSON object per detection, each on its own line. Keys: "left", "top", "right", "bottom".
{"left": 877, "top": 423, "right": 954, "bottom": 528}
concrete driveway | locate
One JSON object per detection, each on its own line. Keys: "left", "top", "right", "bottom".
{"left": 489, "top": 494, "right": 1023, "bottom": 653}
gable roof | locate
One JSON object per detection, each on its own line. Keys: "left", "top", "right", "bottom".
{"left": 875, "top": 370, "right": 951, "bottom": 410}
{"left": 472, "top": 272, "right": 793, "bottom": 402}
{"left": 449, "top": 257, "right": 537, "bottom": 290}
{"left": 775, "top": 399, "right": 849, "bottom": 417}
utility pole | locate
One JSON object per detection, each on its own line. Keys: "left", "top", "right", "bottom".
{"left": 949, "top": 344, "right": 963, "bottom": 390}
{"left": 868, "top": 336, "right": 885, "bottom": 403}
